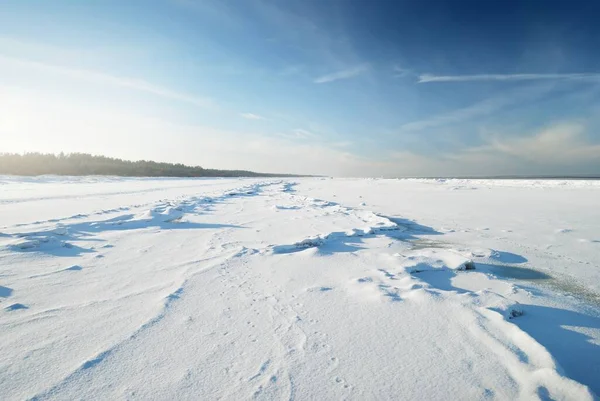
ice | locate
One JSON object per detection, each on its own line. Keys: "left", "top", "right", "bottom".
{"left": 0, "top": 176, "right": 598, "bottom": 400}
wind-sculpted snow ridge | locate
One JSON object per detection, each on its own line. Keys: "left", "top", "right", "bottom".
{"left": 27, "top": 248, "right": 245, "bottom": 401}
{"left": 1, "top": 177, "right": 598, "bottom": 400}
{"left": 0, "top": 180, "right": 280, "bottom": 256}
{"left": 268, "top": 205, "right": 401, "bottom": 254}
{"left": 260, "top": 189, "right": 597, "bottom": 399}
{"left": 282, "top": 182, "right": 298, "bottom": 193}
{"left": 27, "top": 285, "right": 186, "bottom": 400}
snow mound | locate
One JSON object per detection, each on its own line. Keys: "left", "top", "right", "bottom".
{"left": 135, "top": 205, "right": 185, "bottom": 223}
{"left": 473, "top": 290, "right": 525, "bottom": 320}
{"left": 399, "top": 249, "right": 476, "bottom": 272}
{"left": 8, "top": 234, "right": 73, "bottom": 251}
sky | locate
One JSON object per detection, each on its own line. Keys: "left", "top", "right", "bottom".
{"left": 1, "top": 0, "right": 600, "bottom": 177}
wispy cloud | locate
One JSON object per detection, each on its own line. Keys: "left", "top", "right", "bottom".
{"left": 0, "top": 54, "right": 214, "bottom": 108}
{"left": 462, "top": 122, "right": 600, "bottom": 165}
{"left": 0, "top": 84, "right": 375, "bottom": 176}
{"left": 249, "top": 1, "right": 364, "bottom": 74}
{"left": 314, "top": 64, "right": 369, "bottom": 84}
{"left": 291, "top": 128, "right": 318, "bottom": 139}
{"left": 240, "top": 113, "right": 265, "bottom": 120}
{"left": 418, "top": 73, "right": 600, "bottom": 83}
{"left": 399, "top": 84, "right": 554, "bottom": 132}
{"left": 277, "top": 128, "right": 319, "bottom": 141}
{"left": 393, "top": 65, "right": 413, "bottom": 78}
{"left": 279, "top": 65, "right": 304, "bottom": 77}
{"left": 386, "top": 121, "right": 600, "bottom": 177}
{"left": 177, "top": 1, "right": 367, "bottom": 85}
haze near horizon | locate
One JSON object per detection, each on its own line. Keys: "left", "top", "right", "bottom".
{"left": 1, "top": 0, "right": 600, "bottom": 177}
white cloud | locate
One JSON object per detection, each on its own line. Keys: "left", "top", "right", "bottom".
{"left": 275, "top": 128, "right": 321, "bottom": 141}
{"left": 399, "top": 84, "right": 554, "bottom": 132}
{"left": 393, "top": 65, "right": 412, "bottom": 78}
{"left": 314, "top": 64, "right": 369, "bottom": 84}
{"left": 0, "top": 54, "right": 214, "bottom": 108}
{"left": 249, "top": 1, "right": 364, "bottom": 74}
{"left": 387, "top": 122, "right": 600, "bottom": 177}
{"left": 291, "top": 129, "right": 318, "bottom": 139}
{"left": 2, "top": 83, "right": 598, "bottom": 178}
{"left": 0, "top": 35, "right": 150, "bottom": 68}
{"left": 174, "top": 1, "right": 368, "bottom": 86}
{"left": 240, "top": 113, "right": 265, "bottom": 120}
{"left": 418, "top": 73, "right": 600, "bottom": 83}
{"left": 279, "top": 65, "right": 304, "bottom": 77}
{"left": 463, "top": 122, "right": 600, "bottom": 166}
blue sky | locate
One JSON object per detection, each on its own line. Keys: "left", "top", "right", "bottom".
{"left": 1, "top": 0, "right": 600, "bottom": 176}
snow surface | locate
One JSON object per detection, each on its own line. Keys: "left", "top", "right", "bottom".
{"left": 1, "top": 176, "right": 599, "bottom": 400}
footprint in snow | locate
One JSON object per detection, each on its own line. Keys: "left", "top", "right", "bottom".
{"left": 248, "top": 360, "right": 270, "bottom": 381}
{"left": 378, "top": 268, "right": 397, "bottom": 279}
{"left": 307, "top": 286, "right": 333, "bottom": 293}
{"left": 378, "top": 284, "right": 402, "bottom": 302}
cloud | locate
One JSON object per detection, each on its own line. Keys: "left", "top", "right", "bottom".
{"left": 240, "top": 113, "right": 265, "bottom": 120}
{"left": 399, "top": 84, "right": 554, "bottom": 132}
{"left": 393, "top": 65, "right": 413, "bottom": 78}
{"left": 399, "top": 100, "right": 501, "bottom": 132}
{"left": 314, "top": 64, "right": 369, "bottom": 84}
{"left": 175, "top": 1, "right": 367, "bottom": 85}
{"left": 3, "top": 81, "right": 598, "bottom": 178}
{"left": 290, "top": 129, "right": 318, "bottom": 139}
{"left": 387, "top": 122, "right": 600, "bottom": 177}
{"left": 250, "top": 1, "right": 364, "bottom": 73}
{"left": 0, "top": 54, "right": 214, "bottom": 108}
{"left": 0, "top": 84, "right": 377, "bottom": 176}
{"left": 418, "top": 73, "right": 600, "bottom": 83}
{"left": 464, "top": 122, "right": 600, "bottom": 166}
{"left": 279, "top": 65, "right": 304, "bottom": 77}
{"left": 276, "top": 128, "right": 321, "bottom": 141}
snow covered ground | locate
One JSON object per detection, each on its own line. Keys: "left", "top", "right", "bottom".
{"left": 1, "top": 176, "right": 599, "bottom": 400}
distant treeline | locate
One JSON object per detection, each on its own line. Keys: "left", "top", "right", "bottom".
{"left": 0, "top": 153, "right": 293, "bottom": 177}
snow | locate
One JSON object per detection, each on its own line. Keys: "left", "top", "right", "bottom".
{"left": 0, "top": 176, "right": 599, "bottom": 400}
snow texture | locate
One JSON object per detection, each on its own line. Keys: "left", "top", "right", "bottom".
{"left": 0, "top": 176, "right": 599, "bottom": 400}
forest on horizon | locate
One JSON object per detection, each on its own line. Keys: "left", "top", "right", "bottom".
{"left": 0, "top": 153, "right": 294, "bottom": 178}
